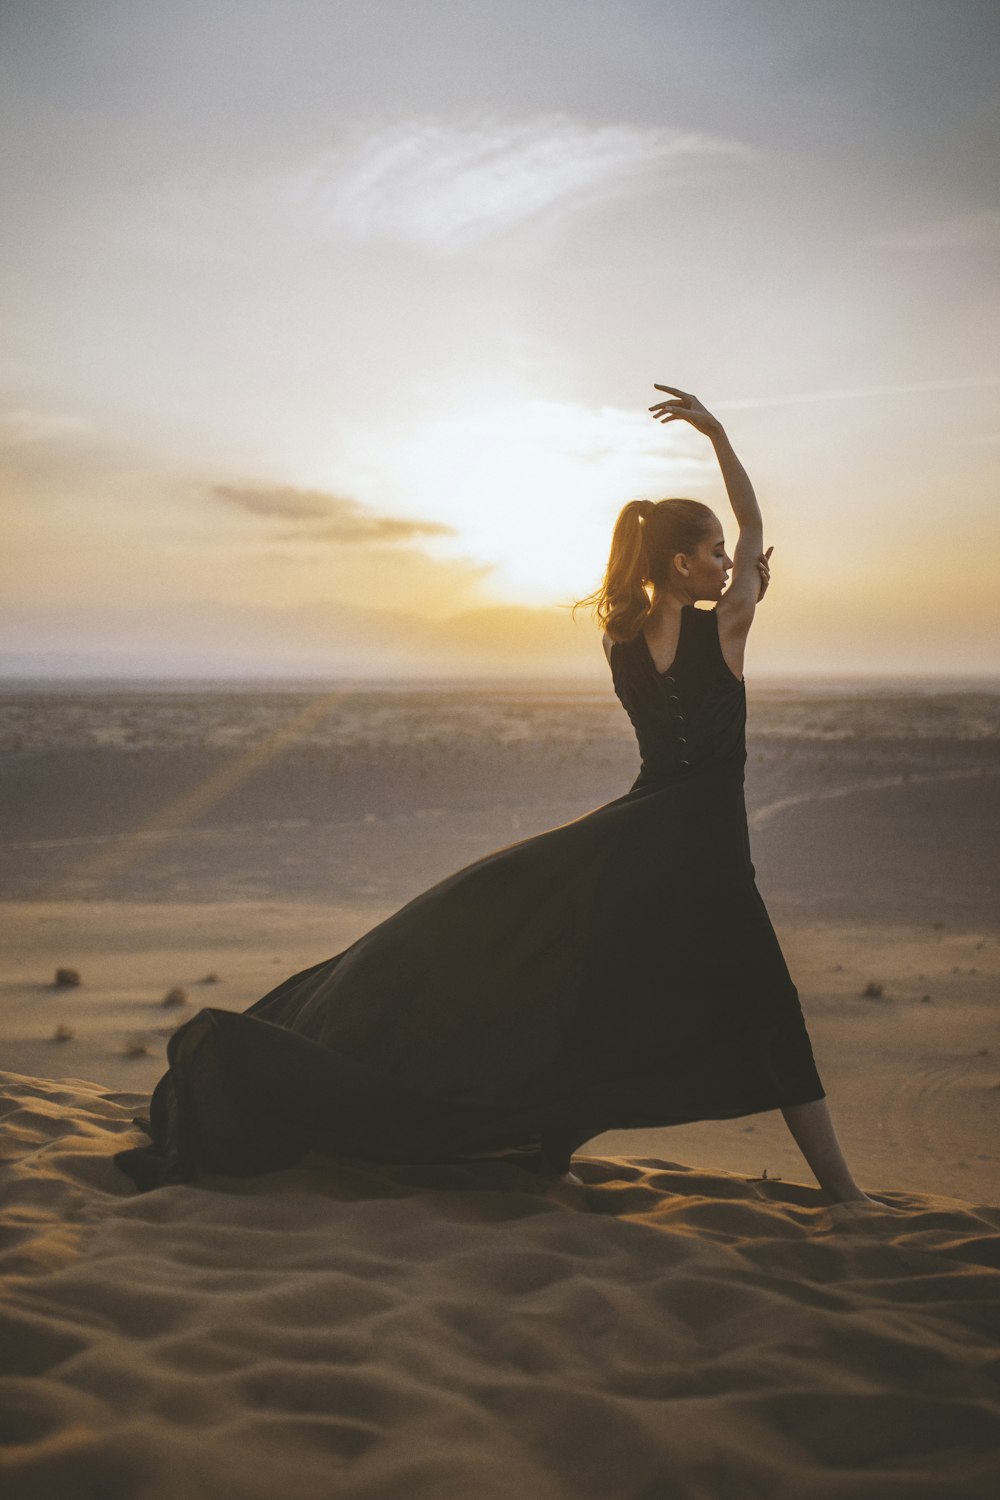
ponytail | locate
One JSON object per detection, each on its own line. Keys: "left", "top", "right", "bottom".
{"left": 571, "top": 499, "right": 655, "bottom": 643}
{"left": 571, "top": 497, "right": 716, "bottom": 644}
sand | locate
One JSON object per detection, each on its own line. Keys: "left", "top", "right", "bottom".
{"left": 2, "top": 1070, "right": 998, "bottom": 1499}
{"left": 3, "top": 902, "right": 999, "bottom": 1496}
{"left": 2, "top": 682, "right": 999, "bottom": 1493}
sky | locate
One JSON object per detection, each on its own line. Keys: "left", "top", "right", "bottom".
{"left": 1, "top": 0, "right": 998, "bottom": 679}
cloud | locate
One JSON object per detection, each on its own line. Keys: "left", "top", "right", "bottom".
{"left": 119, "top": 113, "right": 754, "bottom": 277}
{"left": 280, "top": 115, "right": 752, "bottom": 253}
{"left": 0, "top": 410, "right": 165, "bottom": 517}
{"left": 210, "top": 482, "right": 457, "bottom": 543}
{"left": 0, "top": 408, "right": 91, "bottom": 447}
{"left": 867, "top": 209, "right": 1000, "bottom": 252}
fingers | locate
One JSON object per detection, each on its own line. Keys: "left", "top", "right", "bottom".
{"left": 647, "top": 389, "right": 714, "bottom": 429}
{"left": 649, "top": 387, "right": 699, "bottom": 428}
{"left": 648, "top": 398, "right": 687, "bottom": 422}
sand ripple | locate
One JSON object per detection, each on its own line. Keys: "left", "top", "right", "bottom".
{"left": 1, "top": 1071, "right": 998, "bottom": 1498}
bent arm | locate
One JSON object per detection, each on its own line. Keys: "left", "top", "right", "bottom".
{"left": 649, "top": 388, "right": 771, "bottom": 676}
{"left": 711, "top": 427, "right": 763, "bottom": 537}
{"left": 705, "top": 421, "right": 767, "bottom": 686}
{"left": 712, "top": 426, "right": 764, "bottom": 626}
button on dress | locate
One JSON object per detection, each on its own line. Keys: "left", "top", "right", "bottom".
{"left": 115, "top": 604, "right": 825, "bottom": 1191}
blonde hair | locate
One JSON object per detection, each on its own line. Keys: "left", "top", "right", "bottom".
{"left": 573, "top": 497, "right": 717, "bottom": 643}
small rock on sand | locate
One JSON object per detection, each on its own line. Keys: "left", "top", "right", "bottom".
{"left": 161, "top": 988, "right": 188, "bottom": 1008}
{"left": 862, "top": 981, "right": 884, "bottom": 998}
{"left": 54, "top": 968, "right": 81, "bottom": 988}
{"left": 200, "top": 973, "right": 221, "bottom": 984}
{"left": 51, "top": 1024, "right": 75, "bottom": 1042}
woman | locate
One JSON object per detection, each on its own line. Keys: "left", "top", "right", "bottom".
{"left": 115, "top": 385, "right": 873, "bottom": 1205}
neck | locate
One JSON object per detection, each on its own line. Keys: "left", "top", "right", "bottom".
{"left": 648, "top": 588, "right": 693, "bottom": 617}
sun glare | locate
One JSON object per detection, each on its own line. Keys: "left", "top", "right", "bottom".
{"left": 393, "top": 401, "right": 709, "bottom": 607}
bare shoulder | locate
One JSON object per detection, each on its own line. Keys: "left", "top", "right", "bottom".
{"left": 601, "top": 631, "right": 614, "bottom": 666}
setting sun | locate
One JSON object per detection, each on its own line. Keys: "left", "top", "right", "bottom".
{"left": 389, "top": 401, "right": 713, "bottom": 606}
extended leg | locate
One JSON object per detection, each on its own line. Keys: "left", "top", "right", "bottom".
{"left": 780, "top": 1097, "right": 876, "bottom": 1204}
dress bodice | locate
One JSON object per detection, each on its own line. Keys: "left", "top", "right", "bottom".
{"left": 609, "top": 604, "right": 747, "bottom": 791}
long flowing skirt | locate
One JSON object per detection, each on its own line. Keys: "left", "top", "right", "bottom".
{"left": 114, "top": 758, "right": 824, "bottom": 1191}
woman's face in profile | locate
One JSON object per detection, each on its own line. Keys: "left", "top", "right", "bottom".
{"left": 683, "top": 524, "right": 732, "bottom": 603}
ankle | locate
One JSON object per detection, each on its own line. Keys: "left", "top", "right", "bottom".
{"left": 821, "top": 1180, "right": 867, "bottom": 1204}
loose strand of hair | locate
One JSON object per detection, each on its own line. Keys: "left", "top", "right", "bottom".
{"left": 570, "top": 500, "right": 654, "bottom": 643}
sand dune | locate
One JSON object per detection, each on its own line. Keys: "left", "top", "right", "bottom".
{"left": 2, "top": 1071, "right": 998, "bottom": 1498}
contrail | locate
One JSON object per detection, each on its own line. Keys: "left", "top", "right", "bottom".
{"left": 713, "top": 376, "right": 1000, "bottom": 411}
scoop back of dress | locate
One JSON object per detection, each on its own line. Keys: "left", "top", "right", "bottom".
{"left": 114, "top": 606, "right": 824, "bottom": 1191}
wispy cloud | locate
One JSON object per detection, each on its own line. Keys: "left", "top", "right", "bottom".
{"left": 867, "top": 209, "right": 1000, "bottom": 252}
{"left": 122, "top": 113, "right": 753, "bottom": 271}
{"left": 714, "top": 376, "right": 1000, "bottom": 411}
{"left": 280, "top": 115, "right": 752, "bottom": 253}
{"left": 0, "top": 408, "right": 90, "bottom": 446}
{"left": 210, "top": 482, "right": 456, "bottom": 543}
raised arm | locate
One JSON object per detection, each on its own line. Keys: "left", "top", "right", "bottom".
{"left": 650, "top": 386, "right": 772, "bottom": 671}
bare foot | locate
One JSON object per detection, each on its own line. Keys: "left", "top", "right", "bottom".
{"left": 824, "top": 1190, "right": 901, "bottom": 1213}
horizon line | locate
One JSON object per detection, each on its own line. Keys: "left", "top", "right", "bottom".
{"left": 2, "top": 670, "right": 998, "bottom": 690}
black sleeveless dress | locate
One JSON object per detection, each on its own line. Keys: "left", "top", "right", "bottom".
{"left": 114, "top": 605, "right": 825, "bottom": 1191}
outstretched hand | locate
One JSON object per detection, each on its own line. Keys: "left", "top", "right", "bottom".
{"left": 649, "top": 385, "right": 723, "bottom": 438}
